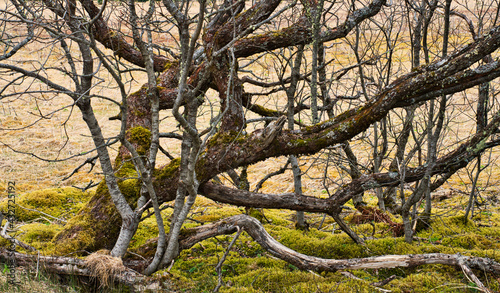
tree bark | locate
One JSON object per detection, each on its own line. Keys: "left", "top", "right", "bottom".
{"left": 53, "top": 0, "right": 500, "bottom": 256}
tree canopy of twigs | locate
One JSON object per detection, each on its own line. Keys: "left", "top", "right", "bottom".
{"left": 2, "top": 0, "right": 500, "bottom": 291}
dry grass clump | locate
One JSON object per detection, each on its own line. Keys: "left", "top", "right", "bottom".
{"left": 84, "top": 249, "right": 126, "bottom": 288}
{"left": 350, "top": 206, "right": 404, "bottom": 236}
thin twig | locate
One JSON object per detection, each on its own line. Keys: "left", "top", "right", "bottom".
{"left": 14, "top": 203, "right": 67, "bottom": 224}
{"left": 457, "top": 255, "right": 491, "bottom": 293}
{"left": 0, "top": 221, "right": 37, "bottom": 252}
{"left": 213, "top": 227, "right": 243, "bottom": 292}
{"left": 254, "top": 158, "right": 291, "bottom": 192}
{"left": 341, "top": 271, "right": 392, "bottom": 292}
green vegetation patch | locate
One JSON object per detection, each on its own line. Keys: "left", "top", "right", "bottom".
{"left": 0, "top": 187, "right": 91, "bottom": 222}
{"left": 126, "top": 126, "right": 152, "bottom": 155}
{"left": 51, "top": 179, "right": 140, "bottom": 256}
{"left": 162, "top": 205, "right": 500, "bottom": 292}
{"left": 17, "top": 223, "right": 62, "bottom": 251}
{"left": 2, "top": 189, "right": 500, "bottom": 292}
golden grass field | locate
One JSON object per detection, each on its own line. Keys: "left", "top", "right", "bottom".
{"left": 0, "top": 0, "right": 498, "bottom": 198}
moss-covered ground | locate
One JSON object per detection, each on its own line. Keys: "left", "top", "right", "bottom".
{"left": 2, "top": 187, "right": 499, "bottom": 292}
{"left": 161, "top": 203, "right": 500, "bottom": 293}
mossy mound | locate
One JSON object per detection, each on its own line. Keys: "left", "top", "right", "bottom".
{"left": 17, "top": 223, "right": 62, "bottom": 252}
{"left": 0, "top": 221, "right": 63, "bottom": 253}
{"left": 0, "top": 187, "right": 91, "bottom": 222}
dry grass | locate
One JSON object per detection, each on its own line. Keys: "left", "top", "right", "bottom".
{"left": 0, "top": 266, "right": 80, "bottom": 293}
{"left": 0, "top": 1, "right": 144, "bottom": 195}
{"left": 84, "top": 249, "right": 126, "bottom": 288}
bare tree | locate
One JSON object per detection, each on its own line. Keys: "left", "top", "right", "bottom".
{"left": 3, "top": 0, "right": 500, "bottom": 289}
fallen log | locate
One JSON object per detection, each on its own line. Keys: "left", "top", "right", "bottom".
{"left": 2, "top": 214, "right": 499, "bottom": 291}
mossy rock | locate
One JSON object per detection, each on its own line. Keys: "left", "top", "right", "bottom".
{"left": 0, "top": 187, "right": 92, "bottom": 222}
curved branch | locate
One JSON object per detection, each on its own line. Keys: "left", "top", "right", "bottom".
{"left": 197, "top": 117, "right": 500, "bottom": 214}
{"left": 200, "top": 27, "right": 500, "bottom": 176}
{"left": 200, "top": 181, "right": 333, "bottom": 213}
{"left": 233, "top": 0, "right": 387, "bottom": 58}
{"left": 79, "top": 0, "right": 172, "bottom": 71}
{"left": 179, "top": 215, "right": 500, "bottom": 275}
{"left": 149, "top": 27, "right": 500, "bottom": 209}
{"left": 242, "top": 93, "right": 310, "bottom": 118}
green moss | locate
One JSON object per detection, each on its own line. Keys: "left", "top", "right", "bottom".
{"left": 192, "top": 206, "right": 241, "bottom": 223}
{"left": 17, "top": 223, "right": 62, "bottom": 252}
{"left": 20, "top": 223, "right": 60, "bottom": 242}
{"left": 6, "top": 185, "right": 500, "bottom": 292}
{"left": 416, "top": 213, "right": 477, "bottom": 239}
{"left": 441, "top": 233, "right": 495, "bottom": 250}
{"left": 128, "top": 217, "right": 162, "bottom": 258}
{"left": 133, "top": 110, "right": 147, "bottom": 118}
{"left": 289, "top": 136, "right": 329, "bottom": 150}
{"left": 143, "top": 204, "right": 500, "bottom": 292}
{"left": 249, "top": 104, "right": 280, "bottom": 117}
{"left": 229, "top": 267, "right": 325, "bottom": 292}
{"left": 163, "top": 60, "right": 178, "bottom": 71}
{"left": 126, "top": 126, "right": 152, "bottom": 155}
{"left": 0, "top": 187, "right": 91, "bottom": 222}
{"left": 368, "top": 237, "right": 418, "bottom": 255}
{"left": 288, "top": 138, "right": 309, "bottom": 148}
{"left": 154, "top": 158, "right": 181, "bottom": 181}
{"left": 52, "top": 206, "right": 100, "bottom": 255}
{"left": 247, "top": 208, "right": 266, "bottom": 223}
{"left": 390, "top": 270, "right": 458, "bottom": 292}
{"left": 477, "top": 225, "right": 500, "bottom": 238}
{"left": 52, "top": 180, "right": 134, "bottom": 255}
{"left": 266, "top": 226, "right": 365, "bottom": 259}
{"left": 207, "top": 131, "right": 248, "bottom": 149}
{"left": 115, "top": 160, "right": 138, "bottom": 179}
{"left": 0, "top": 236, "right": 8, "bottom": 248}
{"left": 118, "top": 179, "right": 141, "bottom": 207}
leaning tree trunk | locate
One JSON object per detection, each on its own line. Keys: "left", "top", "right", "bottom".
{"left": 53, "top": 64, "right": 182, "bottom": 254}
{"left": 53, "top": 0, "right": 500, "bottom": 255}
